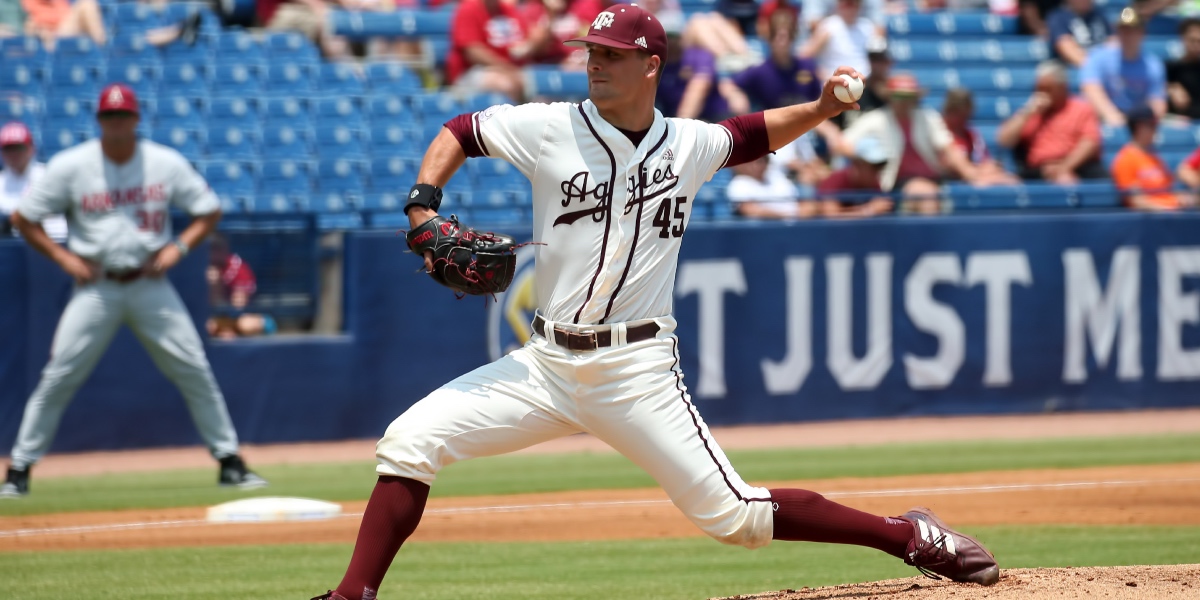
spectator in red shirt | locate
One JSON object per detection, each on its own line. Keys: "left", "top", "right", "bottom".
{"left": 996, "top": 60, "right": 1105, "bottom": 183}
{"left": 521, "top": 0, "right": 604, "bottom": 68}
{"left": 207, "top": 235, "right": 274, "bottom": 339}
{"left": 817, "top": 136, "right": 894, "bottom": 218}
{"left": 447, "top": 0, "right": 533, "bottom": 101}
{"left": 941, "top": 88, "right": 1020, "bottom": 185}
{"left": 1176, "top": 145, "right": 1200, "bottom": 194}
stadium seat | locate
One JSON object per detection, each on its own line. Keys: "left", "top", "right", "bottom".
{"left": 160, "top": 60, "right": 209, "bottom": 97}
{"left": 466, "top": 206, "right": 525, "bottom": 228}
{"left": 208, "top": 96, "right": 260, "bottom": 128}
{"left": 53, "top": 37, "right": 101, "bottom": 57}
{"left": 43, "top": 95, "right": 94, "bottom": 126}
{"left": 200, "top": 160, "right": 257, "bottom": 197}
{"left": 260, "top": 159, "right": 314, "bottom": 195}
{"left": 886, "top": 38, "right": 1049, "bottom": 65}
{"left": 408, "top": 92, "right": 465, "bottom": 122}
{"left": 0, "top": 63, "right": 42, "bottom": 96}
{"left": 261, "top": 124, "right": 313, "bottom": 160}
{"left": 368, "top": 156, "right": 416, "bottom": 192}
{"left": 312, "top": 96, "right": 365, "bottom": 129}
{"left": 365, "top": 95, "right": 418, "bottom": 126}
{"left": 0, "top": 97, "right": 40, "bottom": 123}
{"left": 263, "top": 62, "right": 314, "bottom": 96}
{"left": 327, "top": 9, "right": 453, "bottom": 39}
{"left": 264, "top": 31, "right": 320, "bottom": 63}
{"left": 151, "top": 126, "right": 205, "bottom": 160}
{"left": 317, "top": 63, "right": 365, "bottom": 96}
{"left": 207, "top": 123, "right": 261, "bottom": 159}
{"left": 111, "top": 2, "right": 163, "bottom": 33}
{"left": 363, "top": 191, "right": 403, "bottom": 211}
{"left": 47, "top": 63, "right": 98, "bottom": 96}
{"left": 465, "top": 91, "right": 512, "bottom": 112}
{"left": 886, "top": 13, "right": 1016, "bottom": 36}
{"left": 524, "top": 66, "right": 588, "bottom": 98}
{"left": 211, "top": 62, "right": 263, "bottom": 97}
{"left": 161, "top": 40, "right": 213, "bottom": 65}
{"left": 367, "top": 123, "right": 423, "bottom": 157}
{"left": 363, "top": 61, "right": 424, "bottom": 95}
{"left": 40, "top": 127, "right": 89, "bottom": 158}
{"left": 0, "top": 36, "right": 45, "bottom": 60}
{"left": 316, "top": 158, "right": 366, "bottom": 195}
{"left": 156, "top": 93, "right": 206, "bottom": 129}
{"left": 215, "top": 31, "right": 264, "bottom": 62}
{"left": 262, "top": 96, "right": 310, "bottom": 126}
{"left": 107, "top": 34, "right": 158, "bottom": 60}
{"left": 105, "top": 59, "right": 159, "bottom": 99}
{"left": 248, "top": 193, "right": 305, "bottom": 213}
{"left": 314, "top": 125, "right": 365, "bottom": 158}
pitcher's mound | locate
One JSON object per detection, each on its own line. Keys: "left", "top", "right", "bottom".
{"left": 712, "top": 564, "right": 1200, "bottom": 599}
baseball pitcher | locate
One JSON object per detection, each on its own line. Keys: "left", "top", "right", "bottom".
{"left": 0, "top": 85, "right": 266, "bottom": 498}
{"left": 314, "top": 7, "right": 998, "bottom": 599}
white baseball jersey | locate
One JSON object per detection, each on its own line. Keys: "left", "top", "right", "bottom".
{"left": 19, "top": 139, "right": 219, "bottom": 271}
{"left": 470, "top": 99, "right": 733, "bottom": 325}
{"left": 1, "top": 162, "right": 68, "bottom": 241}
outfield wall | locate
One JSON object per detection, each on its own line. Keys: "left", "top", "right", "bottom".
{"left": 3, "top": 212, "right": 1200, "bottom": 454}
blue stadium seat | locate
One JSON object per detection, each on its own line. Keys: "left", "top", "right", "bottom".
{"left": 200, "top": 160, "right": 257, "bottom": 197}
{"left": 367, "top": 123, "right": 423, "bottom": 158}
{"left": 161, "top": 40, "right": 213, "bottom": 65}
{"left": 248, "top": 193, "right": 305, "bottom": 213}
{"left": 264, "top": 32, "right": 320, "bottom": 62}
{"left": 408, "top": 92, "right": 465, "bottom": 122}
{"left": 43, "top": 95, "right": 94, "bottom": 121}
{"left": 160, "top": 60, "right": 209, "bottom": 97}
{"left": 156, "top": 93, "right": 206, "bottom": 129}
{"left": 0, "top": 36, "right": 45, "bottom": 60}
{"left": 0, "top": 97, "right": 40, "bottom": 122}
{"left": 40, "top": 127, "right": 89, "bottom": 157}
{"left": 151, "top": 126, "right": 205, "bottom": 161}
{"left": 53, "top": 37, "right": 101, "bottom": 57}
{"left": 524, "top": 66, "right": 588, "bottom": 98}
{"left": 468, "top": 158, "right": 522, "bottom": 189}
{"left": 107, "top": 34, "right": 158, "bottom": 60}
{"left": 423, "top": 37, "right": 451, "bottom": 68}
{"left": 47, "top": 63, "right": 98, "bottom": 95}
{"left": 327, "top": 9, "right": 453, "bottom": 39}
{"left": 886, "top": 13, "right": 1016, "bottom": 36}
{"left": 215, "top": 31, "right": 264, "bottom": 62}
{"left": 111, "top": 2, "right": 164, "bottom": 32}
{"left": 466, "top": 206, "right": 524, "bottom": 228}
{"left": 262, "top": 96, "right": 310, "bottom": 127}
{"left": 887, "top": 38, "right": 1049, "bottom": 65}
{"left": 312, "top": 96, "right": 364, "bottom": 129}
{"left": 260, "top": 159, "right": 314, "bottom": 194}
{"left": 317, "top": 63, "right": 365, "bottom": 96}
{"left": 461, "top": 188, "right": 518, "bottom": 207}
{"left": 363, "top": 61, "right": 423, "bottom": 95}
{"left": 913, "top": 67, "right": 1039, "bottom": 94}
{"left": 1071, "top": 181, "right": 1122, "bottom": 208}
{"left": 314, "top": 157, "right": 364, "bottom": 194}
{"left": 208, "top": 97, "right": 260, "bottom": 127}
{"left": 1155, "top": 125, "right": 1200, "bottom": 149}
{"left": 105, "top": 59, "right": 160, "bottom": 98}
{"left": 211, "top": 62, "right": 263, "bottom": 97}
{"left": 368, "top": 156, "right": 416, "bottom": 192}
{"left": 924, "top": 93, "right": 1022, "bottom": 120}
{"left": 206, "top": 124, "right": 261, "bottom": 159}
{"left": 465, "top": 92, "right": 512, "bottom": 113}
{"left": 365, "top": 95, "right": 418, "bottom": 126}
{"left": 261, "top": 124, "right": 313, "bottom": 160}
{"left": 363, "top": 191, "right": 404, "bottom": 212}
{"left": 314, "top": 125, "right": 365, "bottom": 158}
{"left": 0, "top": 63, "right": 42, "bottom": 95}
{"left": 263, "top": 63, "right": 314, "bottom": 96}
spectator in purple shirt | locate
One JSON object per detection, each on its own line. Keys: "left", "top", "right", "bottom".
{"left": 722, "top": 12, "right": 846, "bottom": 154}
{"left": 656, "top": 35, "right": 736, "bottom": 120}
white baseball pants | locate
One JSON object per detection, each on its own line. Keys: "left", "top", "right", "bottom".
{"left": 9, "top": 276, "right": 241, "bottom": 468}
{"left": 376, "top": 315, "right": 776, "bottom": 549}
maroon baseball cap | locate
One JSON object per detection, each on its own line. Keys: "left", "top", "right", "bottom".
{"left": 564, "top": 4, "right": 668, "bottom": 59}
{"left": 0, "top": 121, "right": 32, "bottom": 147}
{"left": 97, "top": 83, "right": 140, "bottom": 115}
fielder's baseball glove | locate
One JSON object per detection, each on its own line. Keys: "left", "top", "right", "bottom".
{"left": 406, "top": 214, "right": 518, "bottom": 296}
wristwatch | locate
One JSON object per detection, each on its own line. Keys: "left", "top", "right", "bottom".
{"left": 172, "top": 239, "right": 190, "bottom": 257}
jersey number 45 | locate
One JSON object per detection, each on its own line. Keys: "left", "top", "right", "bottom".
{"left": 652, "top": 196, "right": 688, "bottom": 239}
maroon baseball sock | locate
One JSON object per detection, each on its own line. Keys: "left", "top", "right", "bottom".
{"left": 335, "top": 476, "right": 430, "bottom": 600}
{"left": 770, "top": 488, "right": 913, "bottom": 558}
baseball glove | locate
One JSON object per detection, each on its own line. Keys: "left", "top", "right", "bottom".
{"left": 405, "top": 214, "right": 518, "bottom": 297}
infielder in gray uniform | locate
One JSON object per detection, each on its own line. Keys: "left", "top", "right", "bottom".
{"left": 314, "top": 7, "right": 996, "bottom": 600}
{"left": 0, "top": 84, "right": 266, "bottom": 498}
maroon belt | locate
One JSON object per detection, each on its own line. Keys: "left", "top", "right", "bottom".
{"left": 532, "top": 315, "right": 660, "bottom": 352}
{"left": 105, "top": 269, "right": 144, "bottom": 284}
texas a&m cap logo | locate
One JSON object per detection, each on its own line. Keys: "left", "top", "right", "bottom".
{"left": 565, "top": 4, "right": 667, "bottom": 59}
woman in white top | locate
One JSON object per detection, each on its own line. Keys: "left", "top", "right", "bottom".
{"left": 727, "top": 154, "right": 817, "bottom": 219}
{"left": 801, "top": 0, "right": 883, "bottom": 80}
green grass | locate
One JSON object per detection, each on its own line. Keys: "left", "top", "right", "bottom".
{"left": 2, "top": 433, "right": 1198, "bottom": 516}
{"left": 2, "top": 526, "right": 1197, "bottom": 600}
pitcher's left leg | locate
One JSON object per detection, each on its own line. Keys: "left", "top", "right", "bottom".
{"left": 126, "top": 279, "right": 240, "bottom": 459}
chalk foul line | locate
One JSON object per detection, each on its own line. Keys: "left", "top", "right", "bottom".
{"left": 1, "top": 477, "right": 1196, "bottom": 539}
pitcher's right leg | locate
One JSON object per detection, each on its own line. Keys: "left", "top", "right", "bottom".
{"left": 335, "top": 347, "right": 579, "bottom": 600}
{"left": 9, "top": 283, "right": 123, "bottom": 469}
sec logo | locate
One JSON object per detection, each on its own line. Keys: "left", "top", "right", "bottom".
{"left": 487, "top": 244, "right": 538, "bottom": 361}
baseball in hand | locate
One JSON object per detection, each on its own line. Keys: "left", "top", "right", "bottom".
{"left": 834, "top": 74, "right": 864, "bottom": 103}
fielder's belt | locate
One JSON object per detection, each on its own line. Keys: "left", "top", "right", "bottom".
{"left": 532, "top": 315, "right": 660, "bottom": 352}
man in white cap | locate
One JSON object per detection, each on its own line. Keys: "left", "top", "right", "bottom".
{"left": 0, "top": 122, "right": 66, "bottom": 241}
